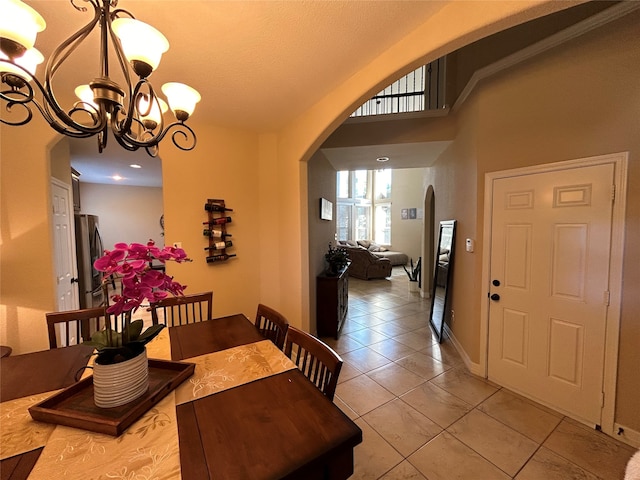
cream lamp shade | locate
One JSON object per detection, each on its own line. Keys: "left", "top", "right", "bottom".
{"left": 0, "top": 0, "right": 46, "bottom": 53}
{"left": 74, "top": 84, "right": 99, "bottom": 109}
{"left": 112, "top": 18, "right": 169, "bottom": 75}
{"left": 161, "top": 83, "right": 201, "bottom": 120}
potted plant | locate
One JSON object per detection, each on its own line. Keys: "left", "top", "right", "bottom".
{"left": 324, "top": 242, "right": 349, "bottom": 276}
{"left": 403, "top": 257, "right": 421, "bottom": 292}
{"left": 88, "top": 240, "right": 191, "bottom": 408}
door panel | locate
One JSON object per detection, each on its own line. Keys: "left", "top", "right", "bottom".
{"left": 488, "top": 163, "right": 613, "bottom": 425}
{"left": 52, "top": 181, "right": 79, "bottom": 312}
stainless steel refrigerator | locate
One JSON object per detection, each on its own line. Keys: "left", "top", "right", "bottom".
{"left": 74, "top": 214, "right": 105, "bottom": 309}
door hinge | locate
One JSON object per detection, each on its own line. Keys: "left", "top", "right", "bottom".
{"left": 600, "top": 391, "right": 605, "bottom": 408}
{"left": 603, "top": 290, "right": 610, "bottom": 306}
{"left": 611, "top": 184, "right": 616, "bottom": 202}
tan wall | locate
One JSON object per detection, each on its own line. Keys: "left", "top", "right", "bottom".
{"left": 431, "top": 12, "right": 640, "bottom": 431}
{"left": 307, "top": 151, "right": 339, "bottom": 334}
{"left": 79, "top": 183, "right": 164, "bottom": 250}
{"left": 0, "top": 121, "right": 60, "bottom": 353}
{"left": 159, "top": 120, "right": 263, "bottom": 324}
{"left": 390, "top": 168, "right": 427, "bottom": 262}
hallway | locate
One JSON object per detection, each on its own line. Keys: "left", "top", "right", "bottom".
{"left": 321, "top": 268, "right": 635, "bottom": 479}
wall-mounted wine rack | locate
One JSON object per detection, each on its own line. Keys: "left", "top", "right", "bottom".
{"left": 204, "top": 198, "right": 236, "bottom": 264}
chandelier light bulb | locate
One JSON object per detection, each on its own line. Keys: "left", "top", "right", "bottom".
{"left": 162, "top": 83, "right": 201, "bottom": 121}
{"left": 0, "top": 0, "right": 46, "bottom": 56}
{"left": 74, "top": 84, "right": 98, "bottom": 109}
{"left": 0, "top": 47, "right": 43, "bottom": 79}
{"left": 138, "top": 94, "right": 168, "bottom": 130}
{"left": 112, "top": 18, "right": 169, "bottom": 78}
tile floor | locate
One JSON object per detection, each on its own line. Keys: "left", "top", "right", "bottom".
{"left": 321, "top": 267, "right": 636, "bottom": 480}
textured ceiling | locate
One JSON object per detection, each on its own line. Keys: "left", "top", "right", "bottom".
{"left": 25, "top": 0, "right": 448, "bottom": 185}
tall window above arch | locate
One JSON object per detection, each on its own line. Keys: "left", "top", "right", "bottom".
{"left": 336, "top": 169, "right": 392, "bottom": 245}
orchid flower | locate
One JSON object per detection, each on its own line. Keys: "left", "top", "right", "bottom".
{"left": 92, "top": 240, "right": 191, "bottom": 349}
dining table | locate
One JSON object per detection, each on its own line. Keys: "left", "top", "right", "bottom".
{"left": 0, "top": 314, "right": 363, "bottom": 479}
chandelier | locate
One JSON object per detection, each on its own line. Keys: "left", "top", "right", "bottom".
{"left": 0, "top": 0, "right": 201, "bottom": 157}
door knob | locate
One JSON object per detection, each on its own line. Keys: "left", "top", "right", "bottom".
{"left": 490, "top": 293, "right": 500, "bottom": 301}
{"left": 492, "top": 279, "right": 501, "bottom": 287}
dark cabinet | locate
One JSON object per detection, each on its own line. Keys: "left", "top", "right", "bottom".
{"left": 316, "top": 264, "right": 349, "bottom": 339}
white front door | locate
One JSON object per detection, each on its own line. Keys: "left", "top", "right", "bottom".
{"left": 52, "top": 179, "right": 79, "bottom": 312}
{"left": 487, "top": 163, "right": 614, "bottom": 425}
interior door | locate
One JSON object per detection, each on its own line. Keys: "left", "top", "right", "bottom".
{"left": 487, "top": 163, "right": 614, "bottom": 425}
{"left": 52, "top": 180, "right": 79, "bottom": 311}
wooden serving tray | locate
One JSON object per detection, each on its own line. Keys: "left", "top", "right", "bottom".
{"left": 29, "top": 358, "right": 195, "bottom": 437}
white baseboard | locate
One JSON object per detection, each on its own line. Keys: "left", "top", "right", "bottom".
{"left": 443, "top": 323, "right": 483, "bottom": 377}
{"left": 614, "top": 423, "right": 640, "bottom": 449}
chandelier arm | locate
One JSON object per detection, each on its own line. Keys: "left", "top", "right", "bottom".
{"left": 0, "top": 61, "right": 106, "bottom": 135}
{"left": 107, "top": 8, "right": 135, "bottom": 111}
{"left": 37, "top": 1, "right": 106, "bottom": 134}
{"left": 164, "top": 122, "right": 198, "bottom": 152}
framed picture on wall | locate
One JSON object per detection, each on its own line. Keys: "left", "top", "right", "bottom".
{"left": 320, "top": 198, "right": 333, "bottom": 221}
{"left": 401, "top": 209, "right": 408, "bottom": 219}
{"left": 409, "top": 208, "right": 417, "bottom": 219}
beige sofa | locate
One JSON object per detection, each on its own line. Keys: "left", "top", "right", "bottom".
{"left": 338, "top": 240, "right": 408, "bottom": 266}
{"left": 342, "top": 246, "right": 392, "bottom": 280}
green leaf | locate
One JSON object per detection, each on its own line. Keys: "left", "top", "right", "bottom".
{"left": 124, "top": 319, "right": 144, "bottom": 342}
{"left": 137, "top": 324, "right": 165, "bottom": 345}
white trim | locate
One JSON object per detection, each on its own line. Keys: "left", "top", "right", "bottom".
{"left": 443, "top": 323, "right": 482, "bottom": 377}
{"left": 480, "top": 152, "right": 628, "bottom": 441}
{"left": 453, "top": 2, "right": 640, "bottom": 111}
{"left": 614, "top": 423, "right": 640, "bottom": 449}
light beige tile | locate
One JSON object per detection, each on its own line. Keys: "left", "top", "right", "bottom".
{"left": 348, "top": 328, "right": 391, "bottom": 346}
{"left": 394, "top": 329, "right": 432, "bottom": 351}
{"left": 544, "top": 419, "right": 636, "bottom": 480}
{"left": 322, "top": 333, "right": 365, "bottom": 355}
{"left": 341, "top": 346, "right": 393, "bottom": 373}
{"left": 400, "top": 382, "right": 472, "bottom": 428}
{"left": 379, "top": 460, "right": 427, "bottom": 480}
{"left": 422, "top": 340, "right": 464, "bottom": 366}
{"left": 334, "top": 394, "right": 359, "bottom": 420}
{"left": 368, "top": 338, "right": 417, "bottom": 362}
{"left": 408, "top": 432, "right": 511, "bottom": 480}
{"left": 478, "top": 389, "right": 562, "bottom": 442}
{"left": 370, "top": 322, "right": 412, "bottom": 338}
{"left": 362, "top": 398, "right": 442, "bottom": 457}
{"left": 395, "top": 351, "right": 448, "bottom": 380}
{"left": 368, "top": 363, "right": 426, "bottom": 396}
{"left": 448, "top": 409, "right": 538, "bottom": 477}
{"left": 515, "top": 447, "right": 601, "bottom": 480}
{"left": 352, "top": 418, "right": 404, "bottom": 480}
{"left": 430, "top": 367, "right": 498, "bottom": 405}
{"left": 335, "top": 374, "right": 395, "bottom": 415}
{"left": 337, "top": 362, "right": 364, "bottom": 384}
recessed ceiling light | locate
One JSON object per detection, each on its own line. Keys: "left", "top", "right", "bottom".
{"left": 112, "top": 175, "right": 124, "bottom": 181}
{"left": 376, "top": 156, "right": 390, "bottom": 162}
{"left": 129, "top": 164, "right": 142, "bottom": 169}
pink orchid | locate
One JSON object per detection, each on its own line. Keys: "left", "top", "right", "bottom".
{"left": 94, "top": 239, "right": 191, "bottom": 317}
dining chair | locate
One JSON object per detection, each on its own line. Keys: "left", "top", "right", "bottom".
{"left": 284, "top": 326, "right": 343, "bottom": 401}
{"left": 254, "top": 303, "right": 289, "bottom": 350}
{"left": 149, "top": 291, "right": 213, "bottom": 327}
{"left": 46, "top": 307, "right": 112, "bottom": 349}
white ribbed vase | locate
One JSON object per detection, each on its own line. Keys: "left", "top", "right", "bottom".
{"left": 93, "top": 348, "right": 149, "bottom": 408}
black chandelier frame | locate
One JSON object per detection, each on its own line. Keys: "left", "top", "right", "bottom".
{"left": 0, "top": 0, "right": 196, "bottom": 157}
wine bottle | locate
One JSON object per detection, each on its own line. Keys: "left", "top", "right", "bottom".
{"left": 203, "top": 228, "right": 232, "bottom": 238}
{"left": 204, "top": 203, "right": 233, "bottom": 212}
{"left": 204, "top": 216, "right": 232, "bottom": 225}
{"left": 204, "top": 240, "right": 233, "bottom": 250}
{"left": 206, "top": 253, "right": 237, "bottom": 263}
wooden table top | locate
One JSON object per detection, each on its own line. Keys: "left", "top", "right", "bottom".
{"left": 0, "top": 315, "right": 362, "bottom": 480}
{"left": 171, "top": 315, "right": 362, "bottom": 479}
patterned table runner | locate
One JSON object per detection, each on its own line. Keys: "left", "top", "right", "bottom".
{"left": 0, "top": 327, "right": 296, "bottom": 480}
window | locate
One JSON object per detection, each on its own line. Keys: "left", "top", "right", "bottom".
{"left": 336, "top": 169, "right": 392, "bottom": 244}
